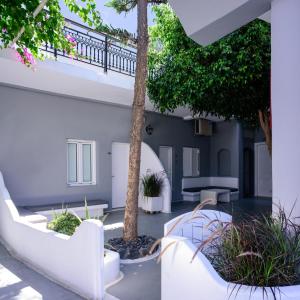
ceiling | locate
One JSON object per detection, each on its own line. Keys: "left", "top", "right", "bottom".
{"left": 168, "top": 0, "right": 271, "bottom": 46}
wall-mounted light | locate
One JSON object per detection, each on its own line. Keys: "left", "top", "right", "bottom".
{"left": 145, "top": 124, "right": 154, "bottom": 135}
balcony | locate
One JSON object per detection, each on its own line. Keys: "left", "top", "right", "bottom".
{"left": 40, "top": 18, "right": 137, "bottom": 77}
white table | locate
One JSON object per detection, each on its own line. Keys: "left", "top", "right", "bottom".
{"left": 200, "top": 188, "right": 231, "bottom": 205}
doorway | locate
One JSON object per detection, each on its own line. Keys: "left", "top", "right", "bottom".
{"left": 159, "top": 146, "right": 173, "bottom": 190}
{"left": 111, "top": 142, "right": 129, "bottom": 208}
{"left": 243, "top": 147, "right": 254, "bottom": 197}
{"left": 255, "top": 142, "right": 272, "bottom": 198}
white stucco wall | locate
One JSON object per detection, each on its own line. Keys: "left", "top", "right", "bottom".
{"left": 140, "top": 143, "right": 172, "bottom": 213}
{"left": 162, "top": 210, "right": 300, "bottom": 300}
{"left": 112, "top": 142, "right": 171, "bottom": 212}
{"left": 0, "top": 171, "right": 105, "bottom": 300}
{"left": 271, "top": 0, "right": 300, "bottom": 219}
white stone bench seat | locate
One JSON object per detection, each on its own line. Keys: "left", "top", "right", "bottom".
{"left": 182, "top": 177, "right": 239, "bottom": 202}
{"left": 182, "top": 186, "right": 238, "bottom": 202}
{"left": 182, "top": 186, "right": 238, "bottom": 193}
{"left": 19, "top": 199, "right": 108, "bottom": 221}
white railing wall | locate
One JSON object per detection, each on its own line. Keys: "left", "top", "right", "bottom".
{"left": 0, "top": 171, "right": 104, "bottom": 300}
{"left": 161, "top": 210, "right": 300, "bottom": 300}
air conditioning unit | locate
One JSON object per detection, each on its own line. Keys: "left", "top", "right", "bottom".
{"left": 194, "top": 119, "right": 212, "bottom": 136}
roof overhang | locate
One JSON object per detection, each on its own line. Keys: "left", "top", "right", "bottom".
{"left": 168, "top": 0, "right": 271, "bottom": 46}
{"left": 0, "top": 49, "right": 223, "bottom": 122}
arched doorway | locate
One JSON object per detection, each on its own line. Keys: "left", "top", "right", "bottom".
{"left": 217, "top": 149, "right": 231, "bottom": 176}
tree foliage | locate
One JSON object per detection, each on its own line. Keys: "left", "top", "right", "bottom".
{"left": 98, "top": 0, "right": 166, "bottom": 45}
{"left": 148, "top": 4, "right": 271, "bottom": 129}
{"left": 0, "top": 0, "right": 101, "bottom": 65}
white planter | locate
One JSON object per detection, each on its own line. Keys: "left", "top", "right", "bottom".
{"left": 162, "top": 210, "right": 300, "bottom": 300}
{"left": 104, "top": 249, "right": 121, "bottom": 287}
{"left": 142, "top": 196, "right": 163, "bottom": 212}
{"left": 0, "top": 172, "right": 105, "bottom": 300}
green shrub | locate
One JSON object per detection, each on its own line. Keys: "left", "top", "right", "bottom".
{"left": 141, "top": 172, "right": 164, "bottom": 197}
{"left": 47, "top": 211, "right": 81, "bottom": 236}
{"left": 47, "top": 198, "right": 109, "bottom": 236}
{"left": 204, "top": 210, "right": 300, "bottom": 289}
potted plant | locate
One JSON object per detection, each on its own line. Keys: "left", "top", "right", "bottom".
{"left": 141, "top": 172, "right": 164, "bottom": 213}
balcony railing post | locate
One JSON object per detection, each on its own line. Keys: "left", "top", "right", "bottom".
{"left": 104, "top": 36, "right": 108, "bottom": 73}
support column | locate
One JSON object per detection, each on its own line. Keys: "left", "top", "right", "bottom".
{"left": 272, "top": 0, "right": 300, "bottom": 218}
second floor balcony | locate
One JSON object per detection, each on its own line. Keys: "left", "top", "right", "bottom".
{"left": 40, "top": 18, "right": 137, "bottom": 77}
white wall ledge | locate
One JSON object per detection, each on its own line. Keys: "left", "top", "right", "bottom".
{"left": 0, "top": 171, "right": 106, "bottom": 299}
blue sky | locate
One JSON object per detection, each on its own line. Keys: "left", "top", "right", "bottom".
{"left": 60, "top": 0, "right": 155, "bottom": 33}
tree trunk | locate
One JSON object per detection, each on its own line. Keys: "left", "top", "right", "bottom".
{"left": 123, "top": 0, "right": 148, "bottom": 241}
{"left": 258, "top": 109, "right": 272, "bottom": 157}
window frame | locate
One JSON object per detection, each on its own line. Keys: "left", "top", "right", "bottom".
{"left": 67, "top": 139, "right": 96, "bottom": 186}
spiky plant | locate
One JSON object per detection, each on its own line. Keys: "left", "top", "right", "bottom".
{"left": 157, "top": 203, "right": 300, "bottom": 299}
{"left": 202, "top": 209, "right": 300, "bottom": 296}
{"left": 141, "top": 172, "right": 164, "bottom": 198}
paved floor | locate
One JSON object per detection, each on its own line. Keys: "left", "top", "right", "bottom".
{"left": 106, "top": 197, "right": 272, "bottom": 300}
{"left": 0, "top": 198, "right": 271, "bottom": 300}
{"left": 0, "top": 243, "right": 83, "bottom": 300}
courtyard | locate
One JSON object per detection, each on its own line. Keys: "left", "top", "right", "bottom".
{"left": 0, "top": 198, "right": 271, "bottom": 300}
{"left": 1, "top": 0, "right": 300, "bottom": 299}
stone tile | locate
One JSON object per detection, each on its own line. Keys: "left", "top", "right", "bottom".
{"left": 0, "top": 253, "right": 83, "bottom": 300}
{"left": 107, "top": 259, "right": 160, "bottom": 300}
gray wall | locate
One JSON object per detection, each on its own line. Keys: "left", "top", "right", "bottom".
{"left": 0, "top": 84, "right": 131, "bottom": 207}
{"left": 241, "top": 126, "right": 266, "bottom": 197}
{"left": 144, "top": 113, "right": 211, "bottom": 202}
{"left": 210, "top": 121, "right": 240, "bottom": 178}
{"left": 0, "top": 84, "right": 211, "bottom": 207}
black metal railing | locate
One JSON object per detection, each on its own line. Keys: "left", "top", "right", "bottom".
{"left": 41, "top": 18, "right": 137, "bottom": 77}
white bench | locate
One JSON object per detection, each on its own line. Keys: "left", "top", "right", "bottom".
{"left": 20, "top": 199, "right": 108, "bottom": 221}
{"left": 182, "top": 177, "right": 239, "bottom": 202}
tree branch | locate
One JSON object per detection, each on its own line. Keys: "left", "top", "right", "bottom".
{"left": 258, "top": 109, "right": 272, "bottom": 157}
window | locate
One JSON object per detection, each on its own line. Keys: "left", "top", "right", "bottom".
{"left": 67, "top": 139, "right": 96, "bottom": 185}
{"left": 183, "top": 147, "right": 200, "bottom": 177}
